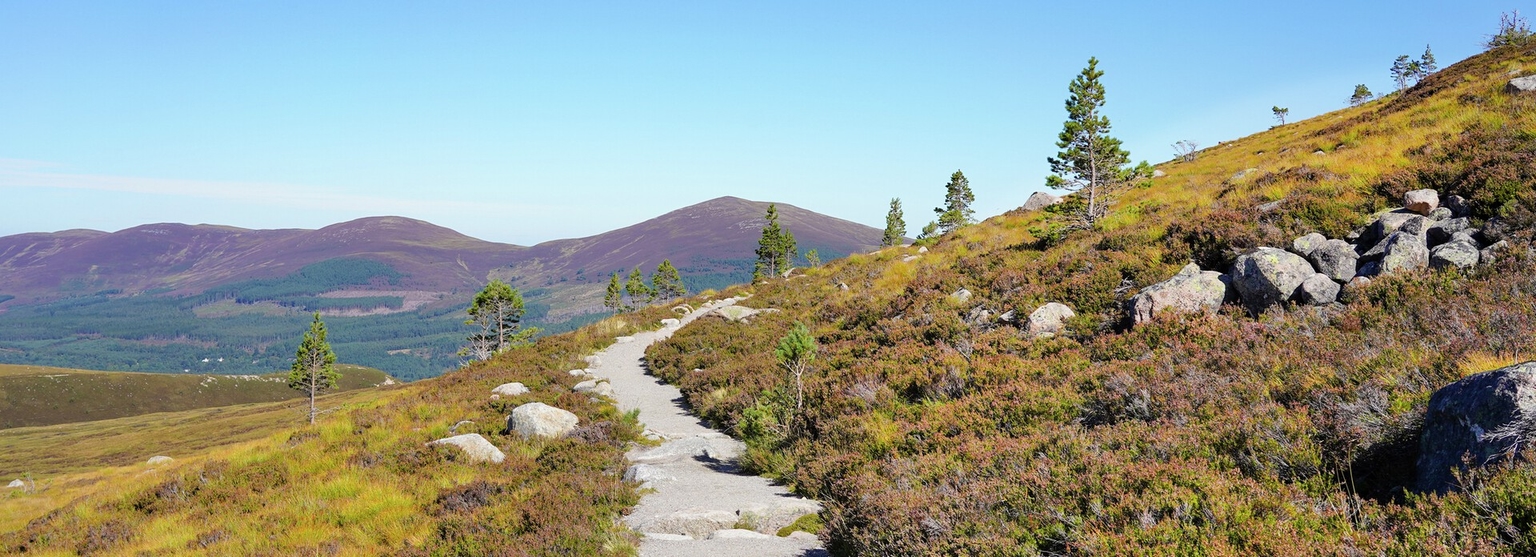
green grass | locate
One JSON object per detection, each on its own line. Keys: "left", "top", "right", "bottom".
{"left": 0, "top": 363, "right": 393, "bottom": 428}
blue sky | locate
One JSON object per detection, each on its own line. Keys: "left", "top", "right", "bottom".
{"left": 0, "top": 2, "right": 1519, "bottom": 244}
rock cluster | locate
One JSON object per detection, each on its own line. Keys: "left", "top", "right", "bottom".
{"left": 1131, "top": 189, "right": 1498, "bottom": 321}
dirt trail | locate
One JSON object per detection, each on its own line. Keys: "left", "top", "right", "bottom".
{"left": 588, "top": 298, "right": 826, "bottom": 557}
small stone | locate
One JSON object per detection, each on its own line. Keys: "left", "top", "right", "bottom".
{"left": 1296, "top": 273, "right": 1340, "bottom": 306}
{"left": 1404, "top": 189, "right": 1440, "bottom": 215}
{"left": 1152, "top": 169, "right": 1166, "bottom": 178}
{"left": 428, "top": 433, "right": 506, "bottom": 464}
{"left": 1480, "top": 240, "right": 1509, "bottom": 267}
{"left": 1427, "top": 207, "right": 1453, "bottom": 221}
{"left": 950, "top": 288, "right": 972, "bottom": 303}
{"left": 902, "top": 255, "right": 920, "bottom": 263}
{"left": 836, "top": 282, "right": 849, "bottom": 291}
{"left": 507, "top": 402, "right": 579, "bottom": 439}
{"left": 1289, "top": 232, "right": 1328, "bottom": 258}
{"left": 1430, "top": 240, "right": 1480, "bottom": 270}
{"left": 1026, "top": 303, "right": 1076, "bottom": 338}
{"left": 5, "top": 479, "right": 23, "bottom": 489}
{"left": 917, "top": 246, "right": 929, "bottom": 254}
{"left": 146, "top": 456, "right": 174, "bottom": 466}
{"left": 585, "top": 355, "right": 602, "bottom": 367}
{"left": 491, "top": 382, "right": 529, "bottom": 397}
{"left": 661, "top": 318, "right": 681, "bottom": 327}
{"left": 1505, "top": 75, "right": 1536, "bottom": 94}
{"left": 568, "top": 369, "right": 589, "bottom": 377}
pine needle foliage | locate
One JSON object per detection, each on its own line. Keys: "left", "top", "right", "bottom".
{"left": 1046, "top": 57, "right": 1148, "bottom": 230}
{"left": 288, "top": 312, "right": 338, "bottom": 425}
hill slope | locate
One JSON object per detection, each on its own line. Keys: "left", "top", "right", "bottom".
{"left": 638, "top": 43, "right": 1536, "bottom": 554}
{"left": 0, "top": 363, "right": 394, "bottom": 428}
{"left": 0, "top": 197, "right": 883, "bottom": 379}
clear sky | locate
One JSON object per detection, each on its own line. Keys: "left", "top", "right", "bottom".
{"left": 0, "top": 2, "right": 1519, "bottom": 245}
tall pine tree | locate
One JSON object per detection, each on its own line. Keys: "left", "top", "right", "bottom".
{"left": 624, "top": 267, "right": 654, "bottom": 308}
{"left": 604, "top": 272, "right": 623, "bottom": 313}
{"left": 1046, "top": 57, "right": 1147, "bottom": 229}
{"left": 882, "top": 197, "right": 906, "bottom": 247}
{"left": 753, "top": 204, "right": 796, "bottom": 280}
{"left": 462, "top": 279, "right": 534, "bottom": 361}
{"left": 934, "top": 171, "right": 975, "bottom": 234}
{"left": 652, "top": 259, "right": 686, "bottom": 302}
{"left": 289, "top": 313, "right": 338, "bottom": 425}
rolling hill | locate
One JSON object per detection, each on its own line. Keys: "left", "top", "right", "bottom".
{"left": 0, "top": 197, "right": 884, "bottom": 379}
{"left": 0, "top": 363, "right": 395, "bottom": 428}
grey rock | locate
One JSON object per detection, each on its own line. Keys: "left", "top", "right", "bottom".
{"left": 1231, "top": 168, "right": 1258, "bottom": 181}
{"left": 1026, "top": 302, "right": 1076, "bottom": 338}
{"left": 1426, "top": 217, "right": 1471, "bottom": 247}
{"left": 964, "top": 306, "right": 994, "bottom": 328}
{"left": 1479, "top": 218, "right": 1510, "bottom": 244}
{"left": 1022, "top": 191, "right": 1063, "bottom": 211}
{"left": 1230, "top": 248, "right": 1316, "bottom": 312}
{"left": 1256, "top": 200, "right": 1284, "bottom": 213}
{"left": 736, "top": 501, "right": 824, "bottom": 534}
{"left": 449, "top": 420, "right": 476, "bottom": 434}
{"left": 584, "top": 354, "right": 601, "bottom": 368}
{"left": 1152, "top": 169, "right": 1166, "bottom": 178}
{"left": 1427, "top": 207, "right": 1453, "bottom": 221}
{"left": 901, "top": 255, "right": 920, "bottom": 263}
{"left": 1358, "top": 210, "right": 1424, "bottom": 253}
{"left": 1429, "top": 240, "right": 1480, "bottom": 270}
{"left": 428, "top": 433, "right": 506, "bottom": 464}
{"left": 1404, "top": 189, "right": 1440, "bottom": 215}
{"left": 574, "top": 379, "right": 615, "bottom": 399}
{"left": 5, "top": 479, "right": 23, "bottom": 489}
{"left": 1378, "top": 231, "right": 1430, "bottom": 275}
{"left": 648, "top": 509, "right": 739, "bottom": 540}
{"left": 950, "top": 288, "right": 972, "bottom": 303}
{"left": 146, "top": 455, "right": 174, "bottom": 466}
{"left": 1130, "top": 263, "right": 1232, "bottom": 324}
{"left": 708, "top": 305, "right": 763, "bottom": 323}
{"left": 918, "top": 246, "right": 929, "bottom": 254}
{"left": 1481, "top": 240, "right": 1509, "bottom": 267}
{"left": 507, "top": 402, "right": 579, "bottom": 439}
{"left": 1417, "top": 362, "right": 1536, "bottom": 493}
{"left": 660, "top": 318, "right": 681, "bottom": 327}
{"left": 1296, "top": 273, "right": 1340, "bottom": 305}
{"left": 568, "top": 369, "right": 592, "bottom": 377}
{"left": 1289, "top": 232, "right": 1328, "bottom": 258}
{"left": 1308, "top": 239, "right": 1358, "bottom": 282}
{"left": 1444, "top": 195, "right": 1470, "bottom": 218}
{"left": 709, "top": 529, "right": 774, "bottom": 540}
{"left": 491, "top": 382, "right": 529, "bottom": 397}
{"left": 836, "top": 282, "right": 849, "bottom": 291}
{"left": 1356, "top": 259, "right": 1382, "bottom": 278}
{"left": 1506, "top": 75, "right": 1536, "bottom": 94}
{"left": 997, "top": 310, "right": 1017, "bottom": 323}
{"left": 623, "top": 464, "right": 675, "bottom": 486}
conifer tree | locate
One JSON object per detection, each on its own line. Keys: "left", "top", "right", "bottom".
{"left": 881, "top": 197, "right": 906, "bottom": 247}
{"left": 934, "top": 170, "right": 975, "bottom": 234}
{"left": 289, "top": 313, "right": 338, "bottom": 425}
{"left": 604, "top": 272, "right": 623, "bottom": 313}
{"left": 753, "top": 204, "right": 796, "bottom": 280}
{"left": 1391, "top": 55, "right": 1415, "bottom": 91}
{"left": 775, "top": 321, "right": 817, "bottom": 412}
{"left": 804, "top": 249, "right": 820, "bottom": 268}
{"left": 1046, "top": 57, "right": 1148, "bottom": 229}
{"left": 1271, "top": 106, "right": 1289, "bottom": 125}
{"left": 1419, "top": 44, "right": 1437, "bottom": 76}
{"left": 463, "top": 279, "right": 534, "bottom": 361}
{"left": 624, "top": 267, "right": 654, "bottom": 308}
{"left": 1349, "top": 84, "right": 1373, "bottom": 107}
{"left": 652, "top": 259, "right": 686, "bottom": 303}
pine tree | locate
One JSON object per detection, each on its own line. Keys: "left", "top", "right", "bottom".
{"left": 652, "top": 259, "right": 686, "bottom": 303}
{"left": 1271, "top": 106, "right": 1289, "bottom": 125}
{"left": 1391, "top": 55, "right": 1415, "bottom": 91}
{"left": 774, "top": 321, "right": 817, "bottom": 412}
{"left": 804, "top": 249, "right": 820, "bottom": 268}
{"left": 624, "top": 267, "right": 654, "bottom": 308}
{"left": 289, "top": 313, "right": 338, "bottom": 425}
{"left": 934, "top": 170, "right": 975, "bottom": 234}
{"left": 1349, "top": 84, "right": 1373, "bottom": 107}
{"left": 753, "top": 204, "right": 796, "bottom": 280}
{"left": 1419, "top": 44, "right": 1438, "bottom": 75}
{"left": 462, "top": 279, "right": 533, "bottom": 361}
{"left": 604, "top": 272, "right": 623, "bottom": 313}
{"left": 1046, "top": 57, "right": 1147, "bottom": 229}
{"left": 881, "top": 198, "right": 906, "bottom": 247}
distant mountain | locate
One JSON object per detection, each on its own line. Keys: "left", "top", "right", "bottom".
{"left": 0, "top": 197, "right": 883, "bottom": 379}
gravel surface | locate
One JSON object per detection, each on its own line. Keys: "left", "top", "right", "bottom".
{"left": 590, "top": 298, "right": 827, "bottom": 557}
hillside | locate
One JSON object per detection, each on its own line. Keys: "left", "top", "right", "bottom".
{"left": 0, "top": 363, "right": 394, "bottom": 428}
{"left": 0, "top": 197, "right": 883, "bottom": 380}
{"left": 638, "top": 43, "right": 1536, "bottom": 554}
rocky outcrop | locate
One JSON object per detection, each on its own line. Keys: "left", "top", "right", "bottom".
{"left": 1507, "top": 75, "right": 1536, "bottom": 94}
{"left": 491, "top": 382, "right": 529, "bottom": 397}
{"left": 1129, "top": 263, "right": 1231, "bottom": 324}
{"left": 507, "top": 402, "right": 579, "bottom": 439}
{"left": 1026, "top": 303, "right": 1075, "bottom": 338}
{"left": 429, "top": 433, "right": 506, "bottom": 464}
{"left": 1231, "top": 248, "right": 1315, "bottom": 311}
{"left": 1022, "top": 192, "right": 1062, "bottom": 211}
{"left": 1417, "top": 362, "right": 1536, "bottom": 493}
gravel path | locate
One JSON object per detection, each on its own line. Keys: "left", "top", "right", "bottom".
{"left": 587, "top": 298, "right": 827, "bottom": 557}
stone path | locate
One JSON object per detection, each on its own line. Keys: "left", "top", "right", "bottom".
{"left": 586, "top": 298, "right": 826, "bottom": 557}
